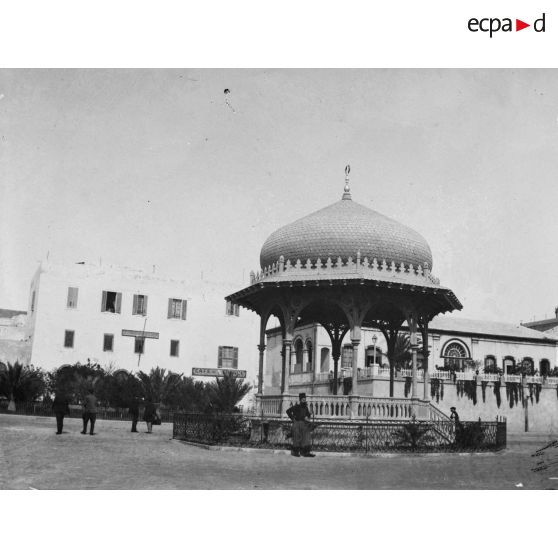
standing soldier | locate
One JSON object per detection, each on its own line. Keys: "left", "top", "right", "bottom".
{"left": 52, "top": 391, "right": 71, "bottom": 435}
{"left": 128, "top": 397, "right": 140, "bottom": 433}
{"left": 81, "top": 387, "right": 98, "bottom": 435}
{"left": 286, "top": 393, "right": 315, "bottom": 457}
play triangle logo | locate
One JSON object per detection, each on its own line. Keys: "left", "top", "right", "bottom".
{"left": 468, "top": 13, "right": 546, "bottom": 37}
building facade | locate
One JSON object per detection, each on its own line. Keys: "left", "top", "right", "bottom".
{"left": 0, "top": 309, "right": 30, "bottom": 365}
{"left": 262, "top": 316, "right": 558, "bottom": 433}
{"left": 4, "top": 262, "right": 259, "bottom": 383}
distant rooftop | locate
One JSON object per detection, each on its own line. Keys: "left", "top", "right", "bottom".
{"left": 0, "top": 309, "right": 27, "bottom": 319}
{"left": 428, "top": 315, "right": 557, "bottom": 342}
{"left": 265, "top": 314, "right": 558, "bottom": 343}
{"left": 522, "top": 308, "right": 558, "bottom": 332}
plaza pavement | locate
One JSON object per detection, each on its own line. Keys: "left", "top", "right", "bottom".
{"left": 0, "top": 414, "right": 556, "bottom": 489}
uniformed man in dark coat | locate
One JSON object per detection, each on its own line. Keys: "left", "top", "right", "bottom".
{"left": 286, "top": 393, "right": 315, "bottom": 457}
{"left": 128, "top": 398, "right": 140, "bottom": 433}
{"left": 52, "top": 392, "right": 71, "bottom": 435}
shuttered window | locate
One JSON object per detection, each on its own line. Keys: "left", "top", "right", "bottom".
{"left": 67, "top": 287, "right": 79, "bottom": 308}
{"left": 64, "top": 330, "right": 75, "bottom": 348}
{"left": 101, "top": 291, "right": 122, "bottom": 313}
{"left": 225, "top": 301, "right": 240, "bottom": 316}
{"left": 170, "top": 340, "right": 180, "bottom": 357}
{"left": 132, "top": 294, "right": 148, "bottom": 316}
{"left": 218, "top": 346, "right": 238, "bottom": 369}
{"left": 103, "top": 334, "right": 114, "bottom": 352}
{"left": 168, "top": 298, "right": 187, "bottom": 320}
{"left": 134, "top": 337, "right": 145, "bottom": 354}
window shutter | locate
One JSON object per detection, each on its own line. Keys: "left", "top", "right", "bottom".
{"left": 218, "top": 346, "right": 223, "bottom": 368}
{"left": 115, "top": 292, "right": 122, "bottom": 314}
{"left": 67, "top": 288, "right": 72, "bottom": 307}
{"left": 143, "top": 295, "right": 148, "bottom": 316}
{"left": 64, "top": 330, "right": 74, "bottom": 348}
{"left": 167, "top": 298, "right": 173, "bottom": 319}
{"left": 233, "top": 347, "right": 239, "bottom": 369}
{"left": 101, "top": 291, "right": 107, "bottom": 312}
{"left": 181, "top": 300, "right": 187, "bottom": 320}
{"left": 133, "top": 294, "right": 138, "bottom": 315}
{"left": 234, "top": 304, "right": 239, "bottom": 317}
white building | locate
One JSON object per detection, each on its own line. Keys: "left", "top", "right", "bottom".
{"left": 0, "top": 309, "right": 30, "bottom": 365}
{"left": 17, "top": 262, "right": 259, "bottom": 382}
{"left": 264, "top": 315, "right": 558, "bottom": 394}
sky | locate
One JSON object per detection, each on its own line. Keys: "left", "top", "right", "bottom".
{"left": 1, "top": 68, "right": 558, "bottom": 324}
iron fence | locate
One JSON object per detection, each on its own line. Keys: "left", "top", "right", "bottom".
{"left": 172, "top": 413, "right": 506, "bottom": 453}
{"left": 0, "top": 400, "right": 175, "bottom": 423}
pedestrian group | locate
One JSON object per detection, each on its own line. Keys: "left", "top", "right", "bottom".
{"left": 51, "top": 390, "right": 161, "bottom": 435}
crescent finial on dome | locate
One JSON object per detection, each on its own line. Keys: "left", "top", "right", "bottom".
{"left": 342, "top": 164, "right": 352, "bottom": 200}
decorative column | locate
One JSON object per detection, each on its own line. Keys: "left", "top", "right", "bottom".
{"left": 279, "top": 337, "right": 292, "bottom": 417}
{"left": 349, "top": 326, "right": 361, "bottom": 419}
{"left": 257, "top": 343, "right": 266, "bottom": 395}
{"left": 351, "top": 338, "right": 360, "bottom": 395}
{"left": 421, "top": 321, "right": 430, "bottom": 401}
{"left": 257, "top": 315, "right": 267, "bottom": 395}
{"left": 408, "top": 316, "right": 418, "bottom": 399}
{"left": 282, "top": 338, "right": 292, "bottom": 395}
{"left": 332, "top": 347, "right": 340, "bottom": 395}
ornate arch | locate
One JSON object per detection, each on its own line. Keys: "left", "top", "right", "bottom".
{"left": 440, "top": 339, "right": 470, "bottom": 371}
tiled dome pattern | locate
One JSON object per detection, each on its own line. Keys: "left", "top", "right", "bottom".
{"left": 260, "top": 197, "right": 433, "bottom": 271}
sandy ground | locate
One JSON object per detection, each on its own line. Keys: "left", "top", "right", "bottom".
{"left": 0, "top": 413, "right": 556, "bottom": 489}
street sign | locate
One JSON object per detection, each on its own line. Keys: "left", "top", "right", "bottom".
{"left": 121, "top": 329, "right": 159, "bottom": 339}
{"left": 192, "top": 367, "right": 247, "bottom": 378}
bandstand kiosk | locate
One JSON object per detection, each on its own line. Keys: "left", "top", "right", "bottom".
{"left": 226, "top": 171, "right": 463, "bottom": 422}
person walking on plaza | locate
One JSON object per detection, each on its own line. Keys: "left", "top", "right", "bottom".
{"left": 450, "top": 406, "right": 460, "bottom": 424}
{"left": 450, "top": 406, "right": 463, "bottom": 444}
{"left": 128, "top": 398, "right": 140, "bottom": 433}
{"left": 286, "top": 393, "right": 315, "bottom": 457}
{"left": 143, "top": 399, "right": 159, "bottom": 433}
{"left": 52, "top": 392, "right": 70, "bottom": 435}
{"left": 81, "top": 387, "right": 97, "bottom": 435}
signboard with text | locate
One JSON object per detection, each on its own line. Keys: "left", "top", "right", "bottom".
{"left": 121, "top": 329, "right": 160, "bottom": 339}
{"left": 192, "top": 367, "right": 247, "bottom": 378}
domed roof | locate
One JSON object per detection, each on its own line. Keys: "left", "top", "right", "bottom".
{"left": 260, "top": 189, "right": 433, "bottom": 271}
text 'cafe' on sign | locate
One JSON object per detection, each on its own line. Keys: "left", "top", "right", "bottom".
{"left": 192, "top": 367, "right": 247, "bottom": 379}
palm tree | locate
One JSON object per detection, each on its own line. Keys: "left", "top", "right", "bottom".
{"left": 137, "top": 367, "right": 182, "bottom": 406}
{"left": 207, "top": 372, "right": 251, "bottom": 413}
{"left": 392, "top": 333, "right": 412, "bottom": 369}
{"left": 0, "top": 361, "right": 46, "bottom": 411}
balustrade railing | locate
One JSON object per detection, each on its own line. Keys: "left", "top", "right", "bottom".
{"left": 256, "top": 394, "right": 429, "bottom": 421}
{"left": 294, "top": 370, "right": 550, "bottom": 386}
{"left": 399, "top": 368, "right": 424, "bottom": 379}
{"left": 289, "top": 372, "right": 314, "bottom": 386}
{"left": 480, "top": 373, "right": 500, "bottom": 382}
{"left": 430, "top": 370, "right": 452, "bottom": 380}
{"left": 358, "top": 366, "right": 390, "bottom": 379}
{"left": 454, "top": 371, "right": 474, "bottom": 381}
